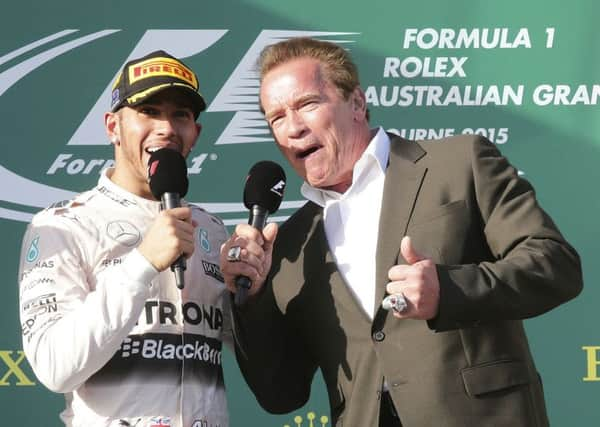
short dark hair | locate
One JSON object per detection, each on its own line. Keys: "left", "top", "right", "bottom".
{"left": 258, "top": 37, "right": 369, "bottom": 120}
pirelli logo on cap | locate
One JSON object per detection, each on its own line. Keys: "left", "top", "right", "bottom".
{"left": 128, "top": 57, "right": 198, "bottom": 89}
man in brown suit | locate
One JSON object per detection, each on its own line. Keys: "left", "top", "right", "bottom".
{"left": 220, "top": 37, "right": 583, "bottom": 426}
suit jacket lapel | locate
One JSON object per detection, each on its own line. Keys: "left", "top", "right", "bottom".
{"left": 374, "top": 135, "right": 427, "bottom": 314}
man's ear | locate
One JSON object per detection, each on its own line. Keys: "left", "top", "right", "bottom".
{"left": 104, "top": 111, "right": 120, "bottom": 145}
{"left": 351, "top": 86, "right": 367, "bottom": 120}
{"left": 191, "top": 122, "right": 202, "bottom": 150}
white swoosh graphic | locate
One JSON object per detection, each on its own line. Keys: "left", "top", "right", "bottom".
{"left": 0, "top": 164, "right": 76, "bottom": 207}
{"left": 0, "top": 30, "right": 78, "bottom": 66}
{"left": 0, "top": 29, "right": 120, "bottom": 96}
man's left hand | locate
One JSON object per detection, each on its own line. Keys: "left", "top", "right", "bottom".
{"left": 385, "top": 236, "right": 440, "bottom": 320}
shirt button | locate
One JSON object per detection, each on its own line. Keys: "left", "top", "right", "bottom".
{"left": 373, "top": 331, "right": 385, "bottom": 342}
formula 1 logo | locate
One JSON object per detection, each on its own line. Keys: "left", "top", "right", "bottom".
{"left": 0, "top": 29, "right": 358, "bottom": 223}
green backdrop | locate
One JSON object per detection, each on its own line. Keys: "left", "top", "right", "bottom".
{"left": 1, "top": 0, "right": 598, "bottom": 425}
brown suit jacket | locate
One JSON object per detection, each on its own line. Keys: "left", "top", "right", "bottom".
{"left": 233, "top": 134, "right": 582, "bottom": 426}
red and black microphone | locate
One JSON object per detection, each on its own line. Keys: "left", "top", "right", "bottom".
{"left": 235, "top": 161, "right": 286, "bottom": 306}
{"left": 148, "top": 149, "right": 189, "bottom": 290}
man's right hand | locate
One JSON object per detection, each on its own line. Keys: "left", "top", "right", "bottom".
{"left": 137, "top": 207, "right": 196, "bottom": 272}
{"left": 220, "top": 222, "right": 278, "bottom": 298}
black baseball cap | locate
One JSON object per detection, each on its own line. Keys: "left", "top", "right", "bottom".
{"left": 110, "top": 50, "right": 206, "bottom": 118}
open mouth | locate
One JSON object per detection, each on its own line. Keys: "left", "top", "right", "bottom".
{"left": 297, "top": 146, "right": 320, "bottom": 159}
{"left": 145, "top": 144, "right": 180, "bottom": 155}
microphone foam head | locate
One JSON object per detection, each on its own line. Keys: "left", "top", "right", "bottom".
{"left": 243, "top": 161, "right": 286, "bottom": 214}
{"left": 148, "top": 149, "right": 189, "bottom": 200}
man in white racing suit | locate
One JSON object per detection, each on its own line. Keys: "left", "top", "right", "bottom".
{"left": 18, "top": 50, "right": 231, "bottom": 427}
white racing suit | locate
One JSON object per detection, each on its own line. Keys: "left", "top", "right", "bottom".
{"left": 18, "top": 170, "right": 231, "bottom": 427}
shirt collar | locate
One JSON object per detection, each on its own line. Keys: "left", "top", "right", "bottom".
{"left": 301, "top": 127, "right": 390, "bottom": 207}
{"left": 98, "top": 168, "right": 162, "bottom": 212}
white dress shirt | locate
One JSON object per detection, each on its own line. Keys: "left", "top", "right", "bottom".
{"left": 302, "top": 127, "right": 390, "bottom": 318}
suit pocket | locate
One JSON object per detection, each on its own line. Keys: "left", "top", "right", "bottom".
{"left": 406, "top": 200, "right": 468, "bottom": 264}
{"left": 410, "top": 199, "right": 466, "bottom": 228}
{"left": 461, "top": 359, "right": 531, "bottom": 397}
